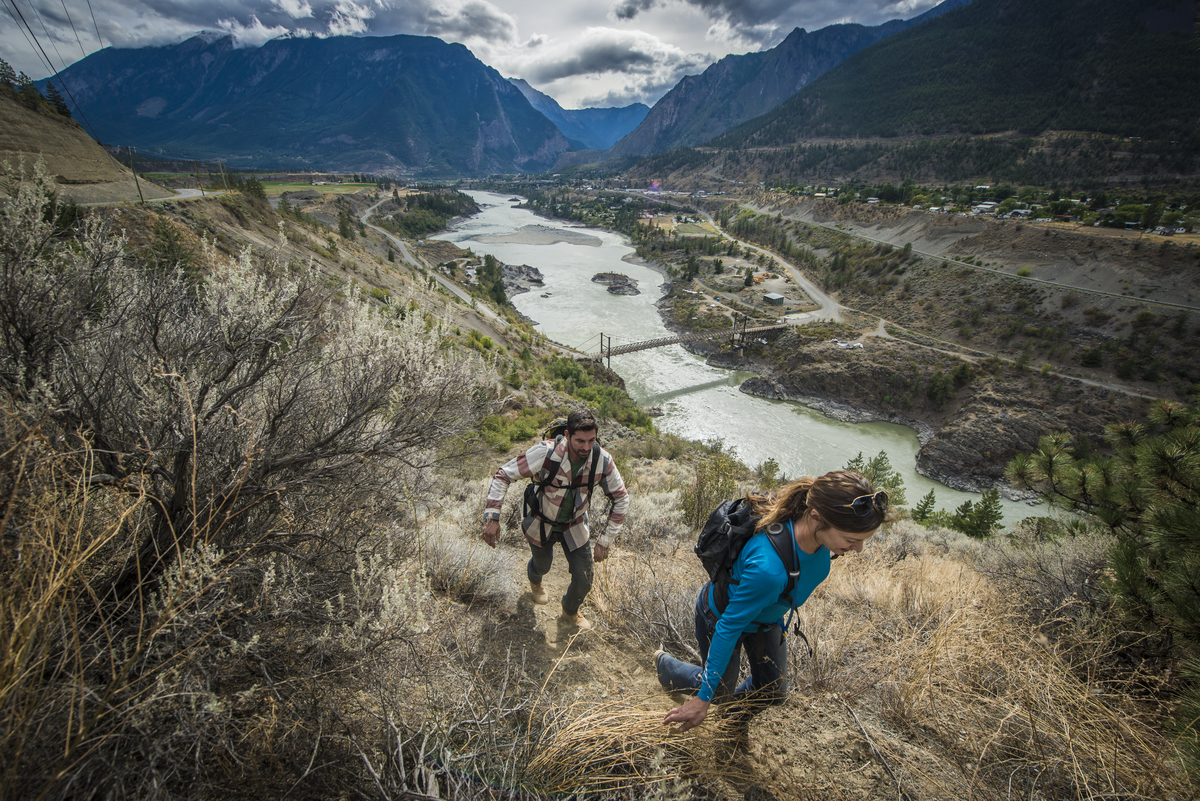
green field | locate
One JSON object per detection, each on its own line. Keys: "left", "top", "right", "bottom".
{"left": 263, "top": 182, "right": 377, "bottom": 195}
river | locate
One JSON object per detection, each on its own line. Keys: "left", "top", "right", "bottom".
{"left": 435, "top": 191, "right": 1045, "bottom": 525}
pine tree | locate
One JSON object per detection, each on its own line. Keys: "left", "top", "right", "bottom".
{"left": 243, "top": 176, "right": 267, "bottom": 201}
{"left": 338, "top": 208, "right": 355, "bottom": 240}
{"left": 844, "top": 450, "right": 907, "bottom": 507}
{"left": 16, "top": 72, "right": 42, "bottom": 109}
{"left": 948, "top": 488, "right": 1002, "bottom": 538}
{"left": 45, "top": 83, "right": 71, "bottom": 118}
{"left": 913, "top": 489, "right": 936, "bottom": 522}
{"left": 0, "top": 58, "right": 17, "bottom": 88}
{"left": 1009, "top": 399, "right": 1200, "bottom": 775}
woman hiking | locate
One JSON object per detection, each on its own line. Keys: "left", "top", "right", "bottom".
{"left": 655, "top": 470, "right": 894, "bottom": 748}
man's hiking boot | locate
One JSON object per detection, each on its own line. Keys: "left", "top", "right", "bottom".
{"left": 559, "top": 611, "right": 593, "bottom": 631}
{"left": 529, "top": 581, "right": 548, "bottom": 604}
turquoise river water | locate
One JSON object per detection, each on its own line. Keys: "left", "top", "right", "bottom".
{"left": 435, "top": 191, "right": 1047, "bottom": 525}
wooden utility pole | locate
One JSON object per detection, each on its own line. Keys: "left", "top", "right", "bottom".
{"left": 193, "top": 161, "right": 205, "bottom": 196}
{"left": 127, "top": 146, "right": 144, "bottom": 204}
{"left": 218, "top": 160, "right": 230, "bottom": 193}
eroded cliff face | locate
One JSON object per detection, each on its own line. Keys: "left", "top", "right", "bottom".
{"left": 0, "top": 94, "right": 171, "bottom": 203}
{"left": 717, "top": 333, "right": 1145, "bottom": 492}
{"left": 755, "top": 193, "right": 1200, "bottom": 308}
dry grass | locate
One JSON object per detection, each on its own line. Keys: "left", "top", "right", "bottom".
{"left": 786, "top": 521, "right": 1189, "bottom": 800}
{"left": 0, "top": 410, "right": 140, "bottom": 798}
{"left": 3, "top": 401, "right": 1193, "bottom": 800}
{"left": 520, "top": 699, "right": 796, "bottom": 797}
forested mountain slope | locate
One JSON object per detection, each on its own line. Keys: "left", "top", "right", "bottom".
{"left": 714, "top": 0, "right": 1200, "bottom": 147}
{"left": 598, "top": 0, "right": 973, "bottom": 160}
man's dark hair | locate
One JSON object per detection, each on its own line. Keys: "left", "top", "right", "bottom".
{"left": 566, "top": 408, "right": 598, "bottom": 435}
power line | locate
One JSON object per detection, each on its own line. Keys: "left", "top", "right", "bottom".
{"left": 4, "top": 0, "right": 59, "bottom": 79}
{"left": 3, "top": 0, "right": 100, "bottom": 140}
{"left": 84, "top": 0, "right": 133, "bottom": 144}
{"left": 58, "top": 0, "right": 120, "bottom": 140}
{"left": 21, "top": 0, "right": 101, "bottom": 138}
{"left": 2, "top": 2, "right": 50, "bottom": 76}
{"left": 24, "top": 0, "right": 71, "bottom": 76}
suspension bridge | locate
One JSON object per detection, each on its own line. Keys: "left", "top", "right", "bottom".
{"left": 583, "top": 315, "right": 790, "bottom": 368}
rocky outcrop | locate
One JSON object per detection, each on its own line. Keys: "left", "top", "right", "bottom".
{"left": 501, "top": 263, "right": 544, "bottom": 297}
{"left": 592, "top": 273, "right": 639, "bottom": 295}
{"left": 740, "top": 375, "right": 937, "bottom": 443}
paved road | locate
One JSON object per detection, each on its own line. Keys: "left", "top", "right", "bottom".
{"left": 360, "top": 199, "right": 507, "bottom": 327}
{"left": 701, "top": 206, "right": 1158, "bottom": 400}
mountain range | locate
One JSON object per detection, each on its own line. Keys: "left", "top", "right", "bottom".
{"left": 508, "top": 79, "right": 648, "bottom": 151}
{"left": 36, "top": 2, "right": 972, "bottom": 177}
{"left": 714, "top": 0, "right": 1200, "bottom": 148}
{"left": 621, "top": 0, "right": 1200, "bottom": 191}
{"left": 43, "top": 33, "right": 571, "bottom": 176}
{"left": 31, "top": 0, "right": 1196, "bottom": 184}
{"left": 584, "top": 0, "right": 973, "bottom": 163}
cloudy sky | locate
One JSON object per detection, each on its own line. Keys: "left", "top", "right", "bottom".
{"left": 1, "top": 0, "right": 942, "bottom": 108}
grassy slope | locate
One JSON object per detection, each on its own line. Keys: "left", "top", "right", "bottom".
{"left": 1, "top": 176, "right": 1193, "bottom": 798}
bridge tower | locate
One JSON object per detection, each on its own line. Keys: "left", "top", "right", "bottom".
{"left": 731, "top": 313, "right": 750, "bottom": 350}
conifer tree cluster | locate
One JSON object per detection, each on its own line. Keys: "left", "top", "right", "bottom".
{"left": 0, "top": 58, "right": 71, "bottom": 118}
{"left": 1009, "top": 399, "right": 1200, "bottom": 774}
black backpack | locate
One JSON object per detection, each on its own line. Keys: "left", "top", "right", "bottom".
{"left": 521, "top": 436, "right": 601, "bottom": 543}
{"left": 695, "top": 496, "right": 800, "bottom": 614}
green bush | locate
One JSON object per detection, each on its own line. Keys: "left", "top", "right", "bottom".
{"left": 679, "top": 449, "right": 742, "bottom": 531}
{"left": 949, "top": 488, "right": 1004, "bottom": 538}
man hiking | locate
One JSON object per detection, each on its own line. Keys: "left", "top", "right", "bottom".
{"left": 481, "top": 408, "right": 629, "bottom": 630}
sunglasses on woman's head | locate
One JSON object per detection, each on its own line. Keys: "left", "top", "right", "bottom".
{"left": 836, "top": 490, "right": 888, "bottom": 517}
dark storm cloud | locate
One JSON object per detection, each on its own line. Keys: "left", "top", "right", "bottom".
{"left": 526, "top": 41, "right": 655, "bottom": 82}
{"left": 8, "top": 0, "right": 516, "bottom": 55}
{"left": 520, "top": 28, "right": 708, "bottom": 84}
{"left": 611, "top": 0, "right": 660, "bottom": 21}
{"left": 610, "top": 0, "right": 943, "bottom": 41}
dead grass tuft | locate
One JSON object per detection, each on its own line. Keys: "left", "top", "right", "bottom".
{"left": 520, "top": 699, "right": 804, "bottom": 798}
{"left": 784, "top": 521, "right": 1189, "bottom": 800}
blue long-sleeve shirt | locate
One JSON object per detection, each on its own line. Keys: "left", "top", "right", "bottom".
{"left": 699, "top": 521, "right": 831, "bottom": 702}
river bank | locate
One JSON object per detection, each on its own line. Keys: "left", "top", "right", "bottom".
{"left": 652, "top": 285, "right": 1145, "bottom": 495}
{"left": 440, "top": 190, "right": 1049, "bottom": 521}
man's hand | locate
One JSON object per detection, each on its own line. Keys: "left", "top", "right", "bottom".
{"left": 593, "top": 543, "right": 610, "bottom": 563}
{"left": 482, "top": 519, "right": 500, "bottom": 548}
{"left": 663, "top": 697, "right": 710, "bottom": 733}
